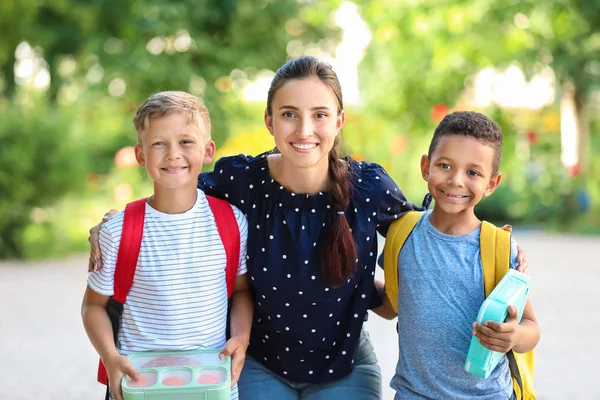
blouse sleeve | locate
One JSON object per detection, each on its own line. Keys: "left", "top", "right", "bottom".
{"left": 353, "top": 161, "right": 430, "bottom": 237}
{"left": 197, "top": 154, "right": 254, "bottom": 214}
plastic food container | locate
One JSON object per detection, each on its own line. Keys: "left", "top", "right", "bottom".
{"left": 464, "top": 269, "right": 531, "bottom": 379}
{"left": 122, "top": 348, "right": 230, "bottom": 399}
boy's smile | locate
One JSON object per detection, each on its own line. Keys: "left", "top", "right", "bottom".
{"left": 162, "top": 165, "right": 189, "bottom": 174}
{"left": 421, "top": 134, "right": 501, "bottom": 232}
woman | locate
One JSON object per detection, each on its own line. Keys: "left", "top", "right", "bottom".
{"left": 89, "top": 56, "right": 526, "bottom": 399}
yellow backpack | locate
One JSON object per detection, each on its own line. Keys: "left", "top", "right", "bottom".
{"left": 383, "top": 211, "right": 536, "bottom": 400}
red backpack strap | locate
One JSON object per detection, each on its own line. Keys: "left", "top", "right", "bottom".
{"left": 206, "top": 195, "right": 240, "bottom": 298}
{"left": 113, "top": 198, "right": 146, "bottom": 302}
{"left": 97, "top": 197, "right": 146, "bottom": 385}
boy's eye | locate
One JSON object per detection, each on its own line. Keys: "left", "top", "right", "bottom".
{"left": 468, "top": 170, "right": 481, "bottom": 177}
{"left": 439, "top": 163, "right": 450, "bottom": 169}
{"left": 152, "top": 141, "right": 165, "bottom": 146}
{"left": 181, "top": 140, "right": 194, "bottom": 145}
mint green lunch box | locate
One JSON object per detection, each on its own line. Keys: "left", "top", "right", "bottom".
{"left": 122, "top": 348, "right": 231, "bottom": 400}
{"left": 464, "top": 269, "right": 531, "bottom": 379}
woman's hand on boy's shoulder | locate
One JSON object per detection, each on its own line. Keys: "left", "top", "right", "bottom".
{"left": 500, "top": 224, "right": 529, "bottom": 274}
{"left": 88, "top": 209, "right": 119, "bottom": 272}
{"left": 219, "top": 336, "right": 250, "bottom": 387}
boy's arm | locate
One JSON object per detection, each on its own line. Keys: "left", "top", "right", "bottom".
{"left": 82, "top": 286, "right": 140, "bottom": 400}
{"left": 370, "top": 280, "right": 397, "bottom": 320}
{"left": 219, "top": 274, "right": 253, "bottom": 386}
{"left": 473, "top": 298, "right": 540, "bottom": 354}
{"left": 510, "top": 299, "right": 539, "bottom": 353}
{"left": 81, "top": 286, "right": 119, "bottom": 363}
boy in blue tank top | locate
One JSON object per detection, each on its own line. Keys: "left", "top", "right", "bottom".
{"left": 383, "top": 111, "right": 540, "bottom": 399}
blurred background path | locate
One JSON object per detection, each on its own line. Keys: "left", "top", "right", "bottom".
{"left": 1, "top": 230, "right": 597, "bottom": 399}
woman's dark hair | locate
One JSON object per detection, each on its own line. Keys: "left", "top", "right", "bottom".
{"left": 267, "top": 56, "right": 356, "bottom": 286}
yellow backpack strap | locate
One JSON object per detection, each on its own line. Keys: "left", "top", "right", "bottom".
{"left": 480, "top": 222, "right": 535, "bottom": 400}
{"left": 383, "top": 211, "right": 424, "bottom": 313}
{"left": 479, "top": 221, "right": 511, "bottom": 297}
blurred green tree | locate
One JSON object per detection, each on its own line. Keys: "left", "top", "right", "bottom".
{"left": 0, "top": 0, "right": 343, "bottom": 258}
{"left": 355, "top": 0, "right": 600, "bottom": 223}
{"left": 1, "top": 0, "right": 342, "bottom": 143}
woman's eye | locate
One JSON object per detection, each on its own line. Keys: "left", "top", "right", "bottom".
{"left": 282, "top": 111, "right": 296, "bottom": 118}
{"left": 315, "top": 112, "right": 327, "bottom": 119}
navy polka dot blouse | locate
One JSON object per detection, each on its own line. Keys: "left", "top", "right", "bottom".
{"left": 198, "top": 152, "right": 418, "bottom": 383}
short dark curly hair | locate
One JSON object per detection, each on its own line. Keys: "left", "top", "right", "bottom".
{"left": 428, "top": 111, "right": 503, "bottom": 175}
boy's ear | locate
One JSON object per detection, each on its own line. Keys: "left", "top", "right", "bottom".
{"left": 484, "top": 172, "right": 502, "bottom": 196}
{"left": 203, "top": 140, "right": 215, "bottom": 164}
{"left": 420, "top": 154, "right": 430, "bottom": 181}
{"left": 134, "top": 144, "right": 146, "bottom": 167}
{"left": 264, "top": 109, "right": 273, "bottom": 136}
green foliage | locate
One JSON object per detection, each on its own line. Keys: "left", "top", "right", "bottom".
{"left": 0, "top": 0, "right": 342, "bottom": 142}
{"left": 356, "top": 0, "right": 600, "bottom": 229}
{"left": 0, "top": 0, "right": 345, "bottom": 259}
{"left": 0, "top": 101, "right": 88, "bottom": 257}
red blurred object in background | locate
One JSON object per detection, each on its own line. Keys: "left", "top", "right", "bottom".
{"left": 568, "top": 163, "right": 580, "bottom": 177}
{"left": 115, "top": 146, "right": 138, "bottom": 168}
{"left": 431, "top": 104, "right": 449, "bottom": 123}
{"left": 526, "top": 129, "right": 539, "bottom": 144}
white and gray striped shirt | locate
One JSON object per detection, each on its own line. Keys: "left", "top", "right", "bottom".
{"left": 88, "top": 189, "right": 248, "bottom": 356}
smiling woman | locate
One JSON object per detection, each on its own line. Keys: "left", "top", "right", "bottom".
{"left": 195, "top": 56, "right": 421, "bottom": 399}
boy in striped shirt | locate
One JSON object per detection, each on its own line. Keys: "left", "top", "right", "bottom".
{"left": 82, "top": 91, "right": 252, "bottom": 400}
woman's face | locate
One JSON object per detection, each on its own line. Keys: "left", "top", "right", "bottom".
{"left": 265, "top": 77, "right": 345, "bottom": 173}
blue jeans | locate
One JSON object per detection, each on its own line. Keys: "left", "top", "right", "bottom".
{"left": 238, "top": 330, "right": 381, "bottom": 399}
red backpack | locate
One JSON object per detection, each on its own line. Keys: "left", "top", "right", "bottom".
{"left": 97, "top": 196, "right": 240, "bottom": 385}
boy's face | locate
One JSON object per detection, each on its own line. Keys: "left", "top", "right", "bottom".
{"left": 135, "top": 112, "right": 214, "bottom": 191}
{"left": 421, "top": 134, "right": 501, "bottom": 215}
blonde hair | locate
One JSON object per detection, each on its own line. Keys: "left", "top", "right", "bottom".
{"left": 133, "top": 91, "right": 211, "bottom": 144}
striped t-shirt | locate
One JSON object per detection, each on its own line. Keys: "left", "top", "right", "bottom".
{"left": 88, "top": 189, "right": 248, "bottom": 355}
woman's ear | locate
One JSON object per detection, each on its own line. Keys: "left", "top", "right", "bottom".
{"left": 336, "top": 110, "right": 346, "bottom": 134}
{"left": 264, "top": 109, "right": 274, "bottom": 135}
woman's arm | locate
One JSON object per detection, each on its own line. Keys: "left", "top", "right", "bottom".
{"left": 88, "top": 210, "right": 118, "bottom": 272}
{"left": 370, "top": 279, "right": 397, "bottom": 320}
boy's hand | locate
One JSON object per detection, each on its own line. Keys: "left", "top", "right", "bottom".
{"left": 88, "top": 209, "right": 118, "bottom": 272}
{"left": 219, "top": 336, "right": 249, "bottom": 386}
{"left": 105, "top": 353, "right": 140, "bottom": 400}
{"left": 472, "top": 305, "right": 521, "bottom": 353}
